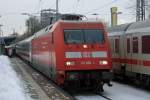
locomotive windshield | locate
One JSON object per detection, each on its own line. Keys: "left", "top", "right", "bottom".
{"left": 64, "top": 29, "right": 104, "bottom": 44}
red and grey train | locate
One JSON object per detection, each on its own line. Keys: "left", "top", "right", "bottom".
{"left": 14, "top": 20, "right": 112, "bottom": 91}
{"left": 108, "top": 20, "right": 150, "bottom": 86}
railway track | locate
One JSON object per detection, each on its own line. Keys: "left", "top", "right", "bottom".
{"left": 66, "top": 89, "right": 112, "bottom": 100}
{"left": 99, "top": 94, "right": 112, "bottom": 100}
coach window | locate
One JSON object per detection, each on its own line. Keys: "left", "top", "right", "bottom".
{"left": 52, "top": 32, "right": 54, "bottom": 43}
{"left": 114, "top": 38, "right": 119, "bottom": 53}
{"left": 142, "top": 35, "right": 150, "bottom": 54}
{"left": 127, "top": 38, "right": 130, "bottom": 53}
{"left": 132, "top": 37, "right": 138, "bottom": 53}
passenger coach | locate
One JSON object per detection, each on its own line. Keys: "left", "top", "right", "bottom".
{"left": 108, "top": 20, "right": 150, "bottom": 86}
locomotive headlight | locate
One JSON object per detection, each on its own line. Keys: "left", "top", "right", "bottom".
{"left": 66, "top": 61, "right": 75, "bottom": 66}
{"left": 99, "top": 60, "right": 108, "bottom": 65}
{"left": 83, "top": 44, "right": 88, "bottom": 48}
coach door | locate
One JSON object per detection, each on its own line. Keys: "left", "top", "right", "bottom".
{"left": 131, "top": 33, "right": 141, "bottom": 74}
{"left": 125, "top": 34, "right": 132, "bottom": 73}
{"left": 113, "top": 36, "right": 122, "bottom": 73}
{"left": 114, "top": 36, "right": 120, "bottom": 57}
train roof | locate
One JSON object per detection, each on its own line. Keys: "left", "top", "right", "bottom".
{"left": 126, "top": 20, "right": 150, "bottom": 33}
{"left": 34, "top": 20, "right": 103, "bottom": 38}
{"left": 60, "top": 14, "right": 85, "bottom": 20}
{"left": 107, "top": 23, "right": 131, "bottom": 32}
{"left": 18, "top": 20, "right": 105, "bottom": 43}
{"left": 18, "top": 35, "right": 35, "bottom": 44}
{"left": 127, "top": 20, "right": 150, "bottom": 30}
{"left": 107, "top": 23, "right": 131, "bottom": 36}
{"left": 57, "top": 20, "right": 104, "bottom": 24}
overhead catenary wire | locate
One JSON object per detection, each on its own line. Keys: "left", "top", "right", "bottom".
{"left": 84, "top": 0, "right": 118, "bottom": 14}
{"left": 0, "top": 1, "right": 59, "bottom": 17}
{"left": 74, "top": 0, "right": 80, "bottom": 13}
{"left": 40, "top": 0, "right": 59, "bottom": 11}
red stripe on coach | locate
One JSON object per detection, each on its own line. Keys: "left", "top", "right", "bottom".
{"left": 143, "top": 60, "right": 150, "bottom": 66}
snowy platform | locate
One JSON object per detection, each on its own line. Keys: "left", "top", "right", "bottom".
{"left": 0, "top": 56, "right": 72, "bottom": 100}
{"left": 0, "top": 55, "right": 31, "bottom": 100}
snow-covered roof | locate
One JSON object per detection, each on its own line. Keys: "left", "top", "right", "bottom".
{"left": 107, "top": 23, "right": 131, "bottom": 32}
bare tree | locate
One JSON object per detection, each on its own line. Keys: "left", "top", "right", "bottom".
{"left": 13, "top": 16, "right": 42, "bottom": 43}
{"left": 25, "top": 16, "right": 41, "bottom": 35}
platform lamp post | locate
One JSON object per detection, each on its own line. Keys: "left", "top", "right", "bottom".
{"left": 0, "top": 15, "right": 4, "bottom": 55}
{"left": 0, "top": 15, "right": 2, "bottom": 37}
{"left": 0, "top": 24, "right": 4, "bottom": 55}
{"left": 56, "top": 0, "right": 59, "bottom": 21}
{"left": 0, "top": 24, "right": 3, "bottom": 37}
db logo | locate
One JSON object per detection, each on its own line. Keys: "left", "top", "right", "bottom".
{"left": 82, "top": 52, "right": 91, "bottom": 58}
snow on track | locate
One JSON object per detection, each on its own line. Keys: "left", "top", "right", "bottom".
{"left": 103, "top": 82, "right": 150, "bottom": 100}
{"left": 75, "top": 95, "right": 106, "bottom": 100}
{"left": 0, "top": 55, "right": 32, "bottom": 100}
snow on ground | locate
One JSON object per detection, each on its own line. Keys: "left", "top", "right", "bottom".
{"left": 76, "top": 95, "right": 106, "bottom": 100}
{"left": 104, "top": 82, "right": 150, "bottom": 100}
{"left": 76, "top": 82, "right": 150, "bottom": 100}
{"left": 0, "top": 55, "right": 32, "bottom": 100}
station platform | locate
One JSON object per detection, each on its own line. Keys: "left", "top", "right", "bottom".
{"left": 10, "top": 57, "right": 73, "bottom": 100}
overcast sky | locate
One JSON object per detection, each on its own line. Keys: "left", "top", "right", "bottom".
{"left": 0, "top": 0, "right": 136, "bottom": 35}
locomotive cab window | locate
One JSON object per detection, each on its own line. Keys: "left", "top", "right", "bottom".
{"left": 84, "top": 30, "right": 104, "bottom": 44}
{"left": 64, "top": 30, "right": 83, "bottom": 44}
{"left": 64, "top": 29, "right": 104, "bottom": 44}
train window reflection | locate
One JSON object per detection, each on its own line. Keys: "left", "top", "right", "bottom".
{"left": 132, "top": 37, "right": 138, "bottom": 53}
{"left": 127, "top": 38, "right": 130, "bottom": 53}
{"left": 142, "top": 35, "right": 150, "bottom": 54}
{"left": 114, "top": 38, "right": 119, "bottom": 53}
{"left": 84, "top": 30, "right": 104, "bottom": 44}
{"left": 64, "top": 30, "right": 84, "bottom": 44}
{"left": 64, "top": 29, "right": 104, "bottom": 44}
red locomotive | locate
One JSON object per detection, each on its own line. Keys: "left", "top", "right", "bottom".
{"left": 15, "top": 20, "right": 112, "bottom": 92}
